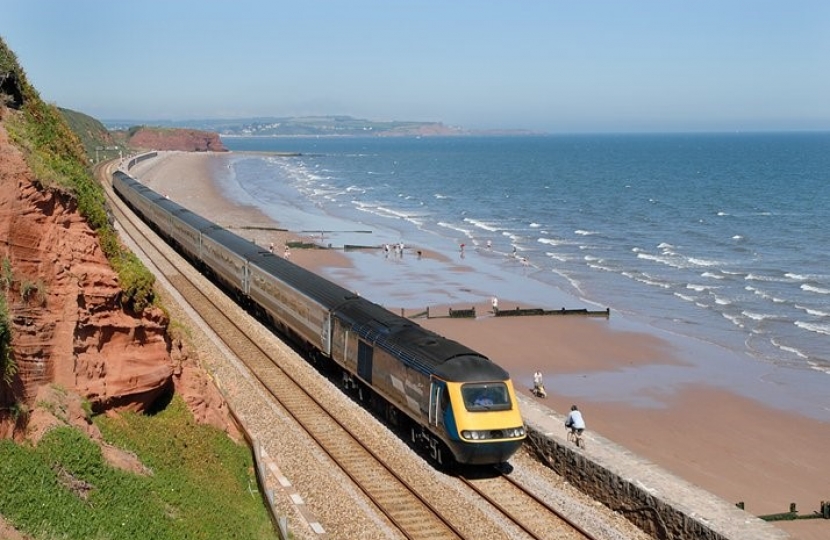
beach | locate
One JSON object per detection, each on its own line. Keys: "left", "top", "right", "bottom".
{"left": 129, "top": 152, "right": 829, "bottom": 540}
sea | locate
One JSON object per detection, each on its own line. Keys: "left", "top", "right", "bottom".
{"left": 217, "top": 133, "right": 830, "bottom": 420}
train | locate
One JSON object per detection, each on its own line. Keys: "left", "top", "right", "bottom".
{"left": 112, "top": 167, "right": 526, "bottom": 466}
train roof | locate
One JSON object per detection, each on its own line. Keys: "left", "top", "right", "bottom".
{"left": 202, "top": 226, "right": 271, "bottom": 259}
{"left": 249, "top": 252, "right": 358, "bottom": 308}
{"left": 334, "top": 299, "right": 507, "bottom": 381}
{"left": 170, "top": 206, "right": 216, "bottom": 232}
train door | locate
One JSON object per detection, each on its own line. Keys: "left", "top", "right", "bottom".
{"left": 429, "top": 378, "right": 446, "bottom": 428}
{"left": 357, "top": 340, "right": 373, "bottom": 384}
{"left": 320, "top": 312, "right": 331, "bottom": 357}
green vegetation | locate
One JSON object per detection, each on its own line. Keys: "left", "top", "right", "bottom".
{"left": 1, "top": 37, "right": 154, "bottom": 312}
{"left": 0, "top": 395, "right": 273, "bottom": 540}
{"left": 59, "top": 107, "right": 122, "bottom": 164}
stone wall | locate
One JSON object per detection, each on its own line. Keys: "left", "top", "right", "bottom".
{"left": 520, "top": 399, "right": 789, "bottom": 540}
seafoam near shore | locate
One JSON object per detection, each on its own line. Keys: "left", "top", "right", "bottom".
{"left": 129, "top": 151, "right": 828, "bottom": 540}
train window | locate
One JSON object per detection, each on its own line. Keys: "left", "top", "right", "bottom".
{"left": 461, "top": 383, "right": 511, "bottom": 411}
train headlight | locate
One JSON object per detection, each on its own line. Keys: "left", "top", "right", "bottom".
{"left": 462, "top": 426, "right": 525, "bottom": 441}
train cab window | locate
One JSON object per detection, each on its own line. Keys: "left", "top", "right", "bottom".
{"left": 462, "top": 383, "right": 511, "bottom": 411}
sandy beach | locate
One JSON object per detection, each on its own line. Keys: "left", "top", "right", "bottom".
{"left": 129, "top": 152, "right": 829, "bottom": 540}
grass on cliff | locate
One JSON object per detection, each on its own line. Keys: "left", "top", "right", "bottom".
{"left": 1, "top": 37, "right": 154, "bottom": 312}
{"left": 0, "top": 395, "right": 273, "bottom": 540}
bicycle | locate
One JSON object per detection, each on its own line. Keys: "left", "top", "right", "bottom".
{"left": 567, "top": 427, "right": 586, "bottom": 449}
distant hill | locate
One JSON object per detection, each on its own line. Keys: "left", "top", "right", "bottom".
{"left": 102, "top": 115, "right": 537, "bottom": 138}
{"left": 59, "top": 107, "right": 123, "bottom": 162}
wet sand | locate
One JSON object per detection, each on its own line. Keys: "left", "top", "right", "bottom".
{"left": 128, "top": 152, "right": 829, "bottom": 540}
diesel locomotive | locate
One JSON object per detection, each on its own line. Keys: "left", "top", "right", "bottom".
{"left": 112, "top": 166, "right": 526, "bottom": 465}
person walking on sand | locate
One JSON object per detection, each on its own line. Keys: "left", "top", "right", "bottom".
{"left": 533, "top": 370, "right": 546, "bottom": 398}
{"left": 491, "top": 296, "right": 499, "bottom": 315}
{"left": 284, "top": 245, "right": 291, "bottom": 260}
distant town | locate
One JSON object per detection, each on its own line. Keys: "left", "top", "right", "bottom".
{"left": 102, "top": 115, "right": 537, "bottom": 138}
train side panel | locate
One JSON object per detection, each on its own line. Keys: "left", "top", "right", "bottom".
{"left": 200, "top": 231, "right": 253, "bottom": 295}
{"left": 334, "top": 320, "right": 431, "bottom": 423}
{"left": 248, "top": 261, "right": 331, "bottom": 353}
{"left": 167, "top": 208, "right": 215, "bottom": 263}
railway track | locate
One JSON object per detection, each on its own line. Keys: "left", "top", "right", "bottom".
{"left": 461, "top": 471, "right": 599, "bottom": 540}
{"left": 97, "top": 161, "right": 613, "bottom": 540}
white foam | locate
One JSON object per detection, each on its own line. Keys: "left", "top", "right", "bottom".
{"left": 742, "top": 310, "right": 775, "bottom": 321}
{"left": 795, "top": 320, "right": 830, "bottom": 336}
{"left": 801, "top": 284, "right": 830, "bottom": 295}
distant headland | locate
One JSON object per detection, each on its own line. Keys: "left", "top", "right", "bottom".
{"left": 102, "top": 115, "right": 540, "bottom": 138}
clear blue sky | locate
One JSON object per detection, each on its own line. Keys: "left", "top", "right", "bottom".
{"left": 3, "top": 0, "right": 829, "bottom": 133}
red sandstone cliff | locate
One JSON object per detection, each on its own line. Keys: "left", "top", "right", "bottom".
{"left": 0, "top": 119, "right": 234, "bottom": 441}
{"left": 125, "top": 127, "right": 227, "bottom": 152}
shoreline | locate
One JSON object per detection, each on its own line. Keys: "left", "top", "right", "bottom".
{"left": 129, "top": 151, "right": 829, "bottom": 540}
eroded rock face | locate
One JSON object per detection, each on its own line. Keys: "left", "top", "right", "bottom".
{"left": 0, "top": 123, "right": 171, "bottom": 427}
{"left": 127, "top": 127, "right": 227, "bottom": 152}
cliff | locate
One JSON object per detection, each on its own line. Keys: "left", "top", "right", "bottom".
{"left": 0, "top": 52, "right": 234, "bottom": 442}
{"left": 122, "top": 126, "right": 227, "bottom": 152}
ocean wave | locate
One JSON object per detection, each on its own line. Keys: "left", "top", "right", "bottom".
{"left": 575, "top": 229, "right": 598, "bottom": 236}
{"left": 545, "top": 252, "right": 575, "bottom": 262}
{"left": 801, "top": 283, "right": 830, "bottom": 295}
{"left": 529, "top": 222, "right": 542, "bottom": 228}
{"left": 795, "top": 305, "right": 830, "bottom": 318}
{"left": 686, "top": 283, "right": 718, "bottom": 292}
{"left": 674, "top": 292, "right": 698, "bottom": 303}
{"left": 701, "top": 271, "right": 725, "bottom": 280}
{"left": 785, "top": 272, "right": 829, "bottom": 281}
{"left": 437, "top": 221, "right": 476, "bottom": 240}
{"left": 741, "top": 310, "right": 776, "bottom": 321}
{"left": 744, "top": 285, "right": 787, "bottom": 303}
{"left": 538, "top": 237, "right": 580, "bottom": 247}
{"left": 745, "top": 273, "right": 788, "bottom": 283}
{"left": 714, "top": 296, "right": 732, "bottom": 306}
{"left": 463, "top": 217, "right": 501, "bottom": 232}
{"left": 795, "top": 320, "right": 830, "bottom": 336}
{"left": 771, "top": 338, "right": 808, "bottom": 359}
{"left": 636, "top": 252, "right": 684, "bottom": 268}
{"left": 434, "top": 193, "right": 451, "bottom": 199}
{"left": 688, "top": 257, "right": 721, "bottom": 267}
{"left": 808, "top": 361, "right": 830, "bottom": 375}
{"left": 722, "top": 312, "right": 745, "bottom": 328}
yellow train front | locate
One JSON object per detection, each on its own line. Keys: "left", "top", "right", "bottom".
{"left": 429, "top": 356, "right": 526, "bottom": 465}
{"left": 330, "top": 299, "right": 526, "bottom": 466}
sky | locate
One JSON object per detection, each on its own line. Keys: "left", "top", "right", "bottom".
{"left": 2, "top": 0, "right": 829, "bottom": 133}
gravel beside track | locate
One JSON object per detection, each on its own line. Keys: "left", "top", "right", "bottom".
{"left": 101, "top": 164, "right": 653, "bottom": 540}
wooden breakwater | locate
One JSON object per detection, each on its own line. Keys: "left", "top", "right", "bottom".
{"left": 400, "top": 306, "right": 611, "bottom": 319}
{"left": 495, "top": 306, "right": 610, "bottom": 318}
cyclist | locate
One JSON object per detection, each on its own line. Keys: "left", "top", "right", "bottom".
{"left": 565, "top": 404, "right": 585, "bottom": 435}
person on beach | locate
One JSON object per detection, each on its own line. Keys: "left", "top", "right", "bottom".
{"left": 533, "top": 370, "right": 546, "bottom": 398}
{"left": 491, "top": 296, "right": 499, "bottom": 314}
{"left": 565, "top": 405, "right": 586, "bottom": 434}
{"left": 284, "top": 246, "right": 291, "bottom": 259}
